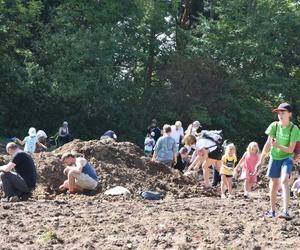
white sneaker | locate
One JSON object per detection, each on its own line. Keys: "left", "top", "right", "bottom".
{"left": 221, "top": 194, "right": 226, "bottom": 199}
{"left": 228, "top": 194, "right": 234, "bottom": 199}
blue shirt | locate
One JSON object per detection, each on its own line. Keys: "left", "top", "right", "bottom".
{"left": 82, "top": 162, "right": 98, "bottom": 181}
{"left": 154, "top": 135, "right": 178, "bottom": 161}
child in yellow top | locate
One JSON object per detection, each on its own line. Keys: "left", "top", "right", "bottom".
{"left": 220, "top": 143, "right": 237, "bottom": 199}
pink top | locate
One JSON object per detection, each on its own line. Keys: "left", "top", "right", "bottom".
{"left": 243, "top": 152, "right": 259, "bottom": 172}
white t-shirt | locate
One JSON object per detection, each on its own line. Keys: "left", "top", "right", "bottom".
{"left": 144, "top": 137, "right": 155, "bottom": 152}
{"left": 23, "top": 136, "right": 38, "bottom": 153}
{"left": 170, "top": 125, "right": 184, "bottom": 144}
{"left": 196, "top": 138, "right": 217, "bottom": 152}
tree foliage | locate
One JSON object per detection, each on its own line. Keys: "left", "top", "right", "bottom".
{"left": 0, "top": 0, "right": 299, "bottom": 151}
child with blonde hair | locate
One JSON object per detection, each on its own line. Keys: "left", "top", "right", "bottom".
{"left": 235, "top": 142, "right": 260, "bottom": 199}
{"left": 220, "top": 143, "right": 237, "bottom": 199}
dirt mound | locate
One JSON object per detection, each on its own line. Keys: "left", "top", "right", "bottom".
{"left": 30, "top": 139, "right": 219, "bottom": 199}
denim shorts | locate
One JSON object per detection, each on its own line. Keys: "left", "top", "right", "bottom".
{"left": 267, "top": 157, "right": 293, "bottom": 178}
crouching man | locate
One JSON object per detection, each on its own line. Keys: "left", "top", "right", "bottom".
{"left": 59, "top": 152, "right": 99, "bottom": 194}
{"left": 0, "top": 142, "right": 36, "bottom": 202}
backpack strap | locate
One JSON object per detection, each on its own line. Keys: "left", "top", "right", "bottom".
{"left": 275, "top": 122, "right": 278, "bottom": 138}
{"left": 289, "top": 122, "right": 295, "bottom": 144}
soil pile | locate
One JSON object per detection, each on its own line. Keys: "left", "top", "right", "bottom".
{"left": 31, "top": 139, "right": 219, "bottom": 199}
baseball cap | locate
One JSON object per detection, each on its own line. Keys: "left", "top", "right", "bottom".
{"left": 272, "top": 103, "right": 292, "bottom": 113}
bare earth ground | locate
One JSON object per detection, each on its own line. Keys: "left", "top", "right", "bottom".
{"left": 0, "top": 140, "right": 299, "bottom": 249}
{"left": 0, "top": 194, "right": 299, "bottom": 250}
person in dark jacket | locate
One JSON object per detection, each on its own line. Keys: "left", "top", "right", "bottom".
{"left": 173, "top": 147, "right": 189, "bottom": 172}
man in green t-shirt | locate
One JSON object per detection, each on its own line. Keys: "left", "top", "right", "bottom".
{"left": 255, "top": 103, "right": 300, "bottom": 220}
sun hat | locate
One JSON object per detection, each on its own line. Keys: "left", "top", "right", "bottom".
{"left": 272, "top": 103, "right": 292, "bottom": 113}
{"left": 192, "top": 121, "right": 202, "bottom": 128}
{"left": 175, "top": 121, "right": 182, "bottom": 127}
{"left": 28, "top": 127, "right": 36, "bottom": 137}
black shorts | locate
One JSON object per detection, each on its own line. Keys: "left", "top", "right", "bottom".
{"left": 208, "top": 148, "right": 223, "bottom": 160}
{"left": 220, "top": 174, "right": 233, "bottom": 178}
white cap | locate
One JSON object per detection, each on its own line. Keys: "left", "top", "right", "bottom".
{"left": 63, "top": 121, "right": 68, "bottom": 125}
{"left": 28, "top": 127, "right": 36, "bottom": 137}
{"left": 175, "top": 121, "right": 182, "bottom": 127}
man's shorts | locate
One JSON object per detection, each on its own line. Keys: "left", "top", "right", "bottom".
{"left": 75, "top": 173, "right": 98, "bottom": 190}
{"left": 267, "top": 157, "right": 293, "bottom": 178}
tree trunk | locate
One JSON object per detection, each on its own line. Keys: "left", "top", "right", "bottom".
{"left": 181, "top": 0, "right": 191, "bottom": 28}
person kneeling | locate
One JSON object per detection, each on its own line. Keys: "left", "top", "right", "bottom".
{"left": 0, "top": 142, "right": 36, "bottom": 202}
{"left": 60, "top": 152, "right": 99, "bottom": 194}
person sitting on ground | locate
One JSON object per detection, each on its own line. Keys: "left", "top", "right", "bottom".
{"left": 0, "top": 142, "right": 36, "bottom": 202}
{"left": 235, "top": 141, "right": 260, "bottom": 199}
{"left": 100, "top": 130, "right": 118, "bottom": 141}
{"left": 170, "top": 121, "right": 184, "bottom": 150}
{"left": 291, "top": 176, "right": 300, "bottom": 198}
{"left": 147, "top": 119, "right": 161, "bottom": 143}
{"left": 59, "top": 152, "right": 99, "bottom": 194}
{"left": 15, "top": 127, "right": 47, "bottom": 154}
{"left": 144, "top": 132, "right": 155, "bottom": 157}
{"left": 58, "top": 121, "right": 73, "bottom": 145}
{"left": 152, "top": 124, "right": 178, "bottom": 168}
{"left": 220, "top": 143, "right": 237, "bottom": 199}
{"left": 185, "top": 121, "right": 202, "bottom": 137}
{"left": 173, "top": 147, "right": 189, "bottom": 172}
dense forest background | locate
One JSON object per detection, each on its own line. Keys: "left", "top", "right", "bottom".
{"left": 1, "top": 0, "right": 300, "bottom": 151}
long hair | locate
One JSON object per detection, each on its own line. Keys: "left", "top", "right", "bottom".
{"left": 247, "top": 141, "right": 260, "bottom": 154}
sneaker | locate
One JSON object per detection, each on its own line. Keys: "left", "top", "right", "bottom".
{"left": 265, "top": 210, "right": 276, "bottom": 218}
{"left": 221, "top": 194, "right": 226, "bottom": 199}
{"left": 228, "top": 194, "right": 234, "bottom": 199}
{"left": 278, "top": 211, "right": 292, "bottom": 221}
{"left": 8, "top": 196, "right": 20, "bottom": 202}
{"left": 20, "top": 192, "right": 32, "bottom": 201}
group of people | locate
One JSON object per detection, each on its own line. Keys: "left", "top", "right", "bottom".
{"left": 146, "top": 103, "right": 300, "bottom": 220}
{"left": 0, "top": 142, "right": 99, "bottom": 202}
{"left": 0, "top": 103, "right": 300, "bottom": 221}
{"left": 13, "top": 121, "right": 73, "bottom": 155}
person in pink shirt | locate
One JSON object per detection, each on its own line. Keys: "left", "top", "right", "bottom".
{"left": 235, "top": 142, "right": 260, "bottom": 199}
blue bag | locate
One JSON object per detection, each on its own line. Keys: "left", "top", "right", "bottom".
{"left": 140, "top": 191, "right": 161, "bottom": 200}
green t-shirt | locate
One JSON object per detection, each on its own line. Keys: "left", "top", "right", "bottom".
{"left": 265, "top": 121, "right": 300, "bottom": 160}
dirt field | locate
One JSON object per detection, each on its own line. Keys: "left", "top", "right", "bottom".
{"left": 0, "top": 139, "right": 299, "bottom": 249}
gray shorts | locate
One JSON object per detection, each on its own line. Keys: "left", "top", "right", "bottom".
{"left": 75, "top": 173, "right": 98, "bottom": 190}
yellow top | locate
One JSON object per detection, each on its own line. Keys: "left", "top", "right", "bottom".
{"left": 220, "top": 155, "right": 237, "bottom": 176}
